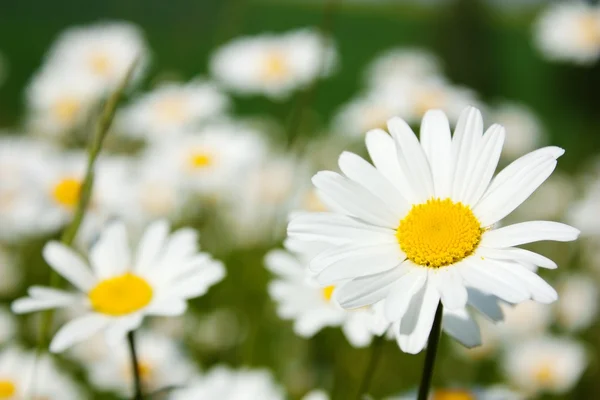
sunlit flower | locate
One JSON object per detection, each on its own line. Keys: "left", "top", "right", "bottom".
{"left": 117, "top": 79, "right": 229, "bottom": 141}
{"left": 534, "top": 2, "right": 600, "bottom": 65}
{"left": 169, "top": 367, "right": 285, "bottom": 400}
{"left": 85, "top": 332, "right": 198, "bottom": 396}
{"left": 0, "top": 346, "right": 84, "bottom": 400}
{"left": 288, "top": 106, "right": 578, "bottom": 354}
{"left": 555, "top": 273, "right": 598, "bottom": 332}
{"left": 210, "top": 29, "right": 337, "bottom": 100}
{"left": 389, "top": 386, "right": 523, "bottom": 400}
{"left": 364, "top": 48, "right": 442, "bottom": 89}
{"left": 12, "top": 220, "right": 226, "bottom": 352}
{"left": 44, "top": 21, "right": 149, "bottom": 91}
{"left": 503, "top": 336, "right": 587, "bottom": 396}
{"left": 489, "top": 102, "right": 545, "bottom": 159}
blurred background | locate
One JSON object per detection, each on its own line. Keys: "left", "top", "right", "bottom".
{"left": 0, "top": 0, "right": 599, "bottom": 399}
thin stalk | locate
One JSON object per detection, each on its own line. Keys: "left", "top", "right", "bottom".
{"left": 355, "top": 334, "right": 385, "bottom": 400}
{"left": 127, "top": 331, "right": 144, "bottom": 400}
{"left": 417, "top": 302, "right": 444, "bottom": 400}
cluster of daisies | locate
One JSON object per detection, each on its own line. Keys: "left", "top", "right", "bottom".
{"left": 0, "top": 14, "right": 596, "bottom": 400}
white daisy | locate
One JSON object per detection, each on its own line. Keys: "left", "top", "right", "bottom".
{"left": 510, "top": 173, "right": 575, "bottom": 222}
{"left": 503, "top": 336, "right": 587, "bottom": 396}
{"left": 117, "top": 79, "right": 229, "bottom": 141}
{"left": 168, "top": 366, "right": 285, "bottom": 400}
{"left": 568, "top": 177, "right": 600, "bottom": 236}
{"left": 364, "top": 48, "right": 442, "bottom": 89}
{"left": 388, "top": 386, "right": 523, "bottom": 400}
{"left": 210, "top": 28, "right": 337, "bottom": 100}
{"left": 496, "top": 300, "right": 552, "bottom": 340}
{"left": 489, "top": 102, "right": 545, "bottom": 159}
{"left": 85, "top": 331, "right": 198, "bottom": 396}
{"left": 11, "top": 219, "right": 226, "bottom": 352}
{"left": 44, "top": 21, "right": 149, "bottom": 91}
{"left": 0, "top": 346, "right": 85, "bottom": 400}
{"left": 555, "top": 273, "right": 598, "bottom": 332}
{"left": 302, "top": 389, "right": 329, "bottom": 400}
{"left": 534, "top": 2, "right": 600, "bottom": 65}
{"left": 288, "top": 106, "right": 579, "bottom": 354}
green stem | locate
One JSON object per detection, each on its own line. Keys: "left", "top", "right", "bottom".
{"left": 127, "top": 331, "right": 144, "bottom": 400}
{"left": 417, "top": 302, "right": 444, "bottom": 400}
{"left": 355, "top": 334, "right": 385, "bottom": 400}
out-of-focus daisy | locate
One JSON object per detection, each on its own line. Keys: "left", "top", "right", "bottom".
{"left": 511, "top": 173, "right": 575, "bottom": 222}
{"left": 0, "top": 307, "right": 17, "bottom": 344}
{"left": 0, "top": 346, "right": 85, "bottom": 400}
{"left": 568, "top": 178, "right": 600, "bottom": 236}
{"left": 117, "top": 80, "right": 229, "bottom": 141}
{"left": 302, "top": 390, "right": 329, "bottom": 400}
{"left": 85, "top": 332, "right": 198, "bottom": 396}
{"left": 364, "top": 48, "right": 442, "bottom": 89}
{"left": 489, "top": 102, "right": 545, "bottom": 159}
{"left": 12, "top": 220, "right": 226, "bottom": 352}
{"left": 454, "top": 316, "right": 501, "bottom": 361}
{"left": 503, "top": 336, "right": 587, "bottom": 396}
{"left": 555, "top": 274, "right": 598, "bottom": 332}
{"left": 389, "top": 386, "right": 523, "bottom": 400}
{"left": 534, "top": 2, "right": 600, "bottom": 65}
{"left": 288, "top": 106, "right": 578, "bottom": 354}
{"left": 169, "top": 367, "right": 285, "bottom": 400}
{"left": 210, "top": 29, "right": 337, "bottom": 100}
{"left": 44, "top": 21, "right": 149, "bottom": 91}
{"left": 496, "top": 300, "right": 552, "bottom": 341}
{"left": 266, "top": 247, "right": 388, "bottom": 347}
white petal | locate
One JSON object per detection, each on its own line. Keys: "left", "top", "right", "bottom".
{"left": 477, "top": 247, "right": 557, "bottom": 269}
{"left": 442, "top": 307, "right": 481, "bottom": 348}
{"left": 264, "top": 250, "right": 304, "bottom": 279}
{"left": 481, "top": 221, "right": 580, "bottom": 248}
{"left": 431, "top": 268, "right": 467, "bottom": 310}
{"left": 474, "top": 157, "right": 558, "bottom": 226}
{"left": 338, "top": 151, "right": 409, "bottom": 218}
{"left": 313, "top": 171, "right": 399, "bottom": 228}
{"left": 342, "top": 317, "right": 373, "bottom": 348}
{"left": 294, "top": 310, "right": 344, "bottom": 337}
{"left": 387, "top": 117, "right": 434, "bottom": 201}
{"left": 459, "top": 259, "right": 529, "bottom": 303}
{"left": 365, "top": 129, "right": 419, "bottom": 203}
{"left": 49, "top": 314, "right": 109, "bottom": 353}
{"left": 134, "top": 219, "right": 169, "bottom": 274}
{"left": 12, "top": 294, "right": 75, "bottom": 314}
{"left": 451, "top": 107, "right": 483, "bottom": 201}
{"left": 397, "top": 281, "right": 440, "bottom": 354}
{"left": 145, "top": 298, "right": 188, "bottom": 316}
{"left": 89, "top": 221, "right": 132, "bottom": 279}
{"left": 314, "top": 243, "right": 404, "bottom": 284}
{"left": 492, "top": 261, "right": 557, "bottom": 303}
{"left": 460, "top": 124, "right": 505, "bottom": 205}
{"left": 419, "top": 110, "right": 452, "bottom": 198}
{"left": 384, "top": 265, "right": 427, "bottom": 321}
{"left": 43, "top": 242, "right": 95, "bottom": 291}
{"left": 160, "top": 260, "right": 226, "bottom": 299}
{"left": 336, "top": 265, "right": 409, "bottom": 309}
{"left": 104, "top": 314, "right": 143, "bottom": 346}
{"left": 466, "top": 288, "right": 504, "bottom": 322}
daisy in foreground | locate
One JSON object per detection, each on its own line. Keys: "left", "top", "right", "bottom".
{"left": 11, "top": 219, "right": 226, "bottom": 352}
{"left": 288, "top": 106, "right": 579, "bottom": 355}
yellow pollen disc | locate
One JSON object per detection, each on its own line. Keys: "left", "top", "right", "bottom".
{"left": 322, "top": 286, "right": 335, "bottom": 301}
{"left": 52, "top": 178, "right": 82, "bottom": 208}
{"left": 432, "top": 389, "right": 475, "bottom": 400}
{"left": 137, "top": 361, "right": 153, "bottom": 380}
{"left": 155, "top": 96, "right": 187, "bottom": 124}
{"left": 262, "top": 52, "right": 289, "bottom": 81}
{"left": 396, "top": 198, "right": 482, "bottom": 268}
{"left": 88, "top": 52, "right": 111, "bottom": 76}
{"left": 188, "top": 151, "right": 213, "bottom": 169}
{"left": 53, "top": 97, "right": 81, "bottom": 123}
{"left": 0, "top": 380, "right": 16, "bottom": 398}
{"left": 88, "top": 273, "right": 153, "bottom": 316}
{"left": 534, "top": 364, "right": 555, "bottom": 385}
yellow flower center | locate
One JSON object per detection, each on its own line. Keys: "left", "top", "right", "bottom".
{"left": 322, "top": 286, "right": 335, "bottom": 301}
{"left": 155, "top": 96, "right": 187, "bottom": 124}
{"left": 303, "top": 190, "right": 327, "bottom": 212}
{"left": 88, "top": 273, "right": 153, "bottom": 316}
{"left": 88, "top": 52, "right": 112, "bottom": 76}
{"left": 396, "top": 198, "right": 482, "bottom": 268}
{"left": 187, "top": 151, "right": 213, "bottom": 169}
{"left": 52, "top": 178, "right": 82, "bottom": 208}
{"left": 0, "top": 380, "right": 16, "bottom": 398}
{"left": 363, "top": 106, "right": 391, "bottom": 132}
{"left": 415, "top": 88, "right": 445, "bottom": 117}
{"left": 432, "top": 389, "right": 475, "bottom": 400}
{"left": 262, "top": 51, "right": 289, "bottom": 81}
{"left": 534, "top": 364, "right": 555, "bottom": 386}
{"left": 53, "top": 97, "right": 81, "bottom": 123}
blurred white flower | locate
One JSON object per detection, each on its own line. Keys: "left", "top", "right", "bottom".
{"left": 511, "top": 173, "right": 575, "bottom": 222}
{"left": 0, "top": 307, "right": 17, "bottom": 344}
{"left": 453, "top": 316, "right": 501, "bottom": 361}
{"left": 555, "top": 273, "right": 598, "bottom": 332}
{"left": 503, "top": 336, "right": 587, "bottom": 396}
{"left": 169, "top": 367, "right": 285, "bottom": 400}
{"left": 302, "top": 389, "right": 329, "bottom": 400}
{"left": 364, "top": 47, "right": 442, "bottom": 89}
{"left": 497, "top": 301, "right": 552, "bottom": 340}
{"left": 117, "top": 79, "right": 229, "bottom": 141}
{"left": 265, "top": 247, "right": 388, "bottom": 348}
{"left": 44, "top": 21, "right": 149, "bottom": 91}
{"left": 534, "top": 2, "right": 600, "bottom": 65}
{"left": 0, "top": 247, "right": 22, "bottom": 297}
{"left": 0, "top": 346, "right": 85, "bottom": 400}
{"left": 490, "top": 102, "right": 545, "bottom": 159}
{"left": 85, "top": 332, "right": 198, "bottom": 397}
{"left": 210, "top": 29, "right": 337, "bottom": 100}
{"left": 12, "top": 220, "right": 226, "bottom": 352}
{"left": 388, "top": 386, "right": 523, "bottom": 400}
{"left": 568, "top": 178, "right": 600, "bottom": 236}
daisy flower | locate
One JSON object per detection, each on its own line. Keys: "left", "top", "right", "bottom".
{"left": 555, "top": 273, "right": 598, "bottom": 332}
{"left": 210, "top": 28, "right": 337, "bottom": 100}
{"left": 364, "top": 48, "right": 442, "bottom": 89}
{"left": 496, "top": 300, "right": 552, "bottom": 341}
{"left": 503, "top": 336, "right": 587, "bottom": 396}
{"left": 302, "top": 390, "right": 329, "bottom": 400}
{"left": 534, "top": 2, "right": 600, "bottom": 65}
{"left": 117, "top": 79, "right": 229, "bottom": 141}
{"left": 489, "top": 102, "right": 545, "bottom": 160}
{"left": 288, "top": 106, "right": 579, "bottom": 354}
{"left": 11, "top": 219, "right": 226, "bottom": 352}
{"left": 169, "top": 367, "right": 285, "bottom": 400}
{"left": 389, "top": 386, "right": 523, "bottom": 400}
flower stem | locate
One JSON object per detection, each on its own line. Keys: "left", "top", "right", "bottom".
{"left": 417, "top": 302, "right": 444, "bottom": 400}
{"left": 127, "top": 330, "right": 144, "bottom": 400}
{"left": 355, "top": 334, "right": 385, "bottom": 400}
